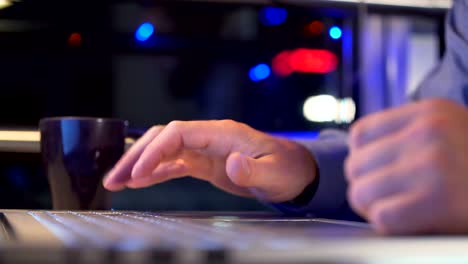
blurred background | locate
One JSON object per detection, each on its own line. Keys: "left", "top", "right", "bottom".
{"left": 0, "top": 0, "right": 450, "bottom": 210}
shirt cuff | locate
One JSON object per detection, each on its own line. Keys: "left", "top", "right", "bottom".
{"left": 272, "top": 130, "right": 349, "bottom": 218}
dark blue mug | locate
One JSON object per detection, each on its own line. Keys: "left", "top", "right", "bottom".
{"left": 39, "top": 117, "right": 128, "bottom": 210}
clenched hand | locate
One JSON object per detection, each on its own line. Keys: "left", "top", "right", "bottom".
{"left": 346, "top": 99, "right": 468, "bottom": 235}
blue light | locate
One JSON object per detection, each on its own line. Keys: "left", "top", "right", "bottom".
{"left": 260, "top": 7, "right": 288, "bottom": 26}
{"left": 329, "top": 26, "right": 342, "bottom": 40}
{"left": 135, "top": 22, "right": 155, "bottom": 42}
{"left": 269, "top": 131, "right": 320, "bottom": 140}
{"left": 249, "top": 64, "right": 271, "bottom": 82}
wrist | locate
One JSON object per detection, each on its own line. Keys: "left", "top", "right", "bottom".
{"left": 288, "top": 172, "right": 320, "bottom": 207}
{"left": 282, "top": 141, "right": 320, "bottom": 206}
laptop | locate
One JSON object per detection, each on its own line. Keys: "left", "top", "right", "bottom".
{"left": 1, "top": 210, "right": 467, "bottom": 263}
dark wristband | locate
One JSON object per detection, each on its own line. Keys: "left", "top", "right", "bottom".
{"left": 287, "top": 174, "right": 320, "bottom": 207}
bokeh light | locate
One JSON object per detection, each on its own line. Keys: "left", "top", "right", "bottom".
{"left": 329, "top": 26, "right": 342, "bottom": 40}
{"left": 272, "top": 51, "right": 294, "bottom": 77}
{"left": 272, "top": 49, "right": 338, "bottom": 76}
{"left": 307, "top": 21, "right": 324, "bottom": 35}
{"left": 249, "top": 64, "right": 271, "bottom": 82}
{"left": 260, "top": 7, "right": 288, "bottom": 26}
{"left": 303, "top": 95, "right": 338, "bottom": 123}
{"left": 68, "top": 33, "right": 82, "bottom": 47}
{"left": 0, "top": 0, "right": 13, "bottom": 10}
{"left": 289, "top": 49, "right": 338, "bottom": 74}
{"left": 135, "top": 22, "right": 155, "bottom": 42}
{"left": 303, "top": 95, "right": 356, "bottom": 123}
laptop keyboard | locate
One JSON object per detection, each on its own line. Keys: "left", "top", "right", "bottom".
{"left": 28, "top": 211, "right": 280, "bottom": 250}
{"left": 3, "top": 211, "right": 465, "bottom": 264}
{"left": 0, "top": 211, "right": 373, "bottom": 263}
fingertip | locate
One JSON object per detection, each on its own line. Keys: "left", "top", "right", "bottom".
{"left": 126, "top": 181, "right": 143, "bottom": 189}
{"left": 368, "top": 208, "right": 393, "bottom": 236}
{"left": 344, "top": 156, "right": 352, "bottom": 182}
{"left": 102, "top": 171, "right": 114, "bottom": 188}
{"left": 105, "top": 184, "right": 126, "bottom": 192}
{"left": 347, "top": 182, "right": 369, "bottom": 218}
{"left": 102, "top": 178, "right": 126, "bottom": 192}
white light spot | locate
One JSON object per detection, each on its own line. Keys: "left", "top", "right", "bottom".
{"left": 0, "top": 0, "right": 13, "bottom": 10}
{"left": 303, "top": 95, "right": 339, "bottom": 123}
{"left": 338, "top": 97, "right": 356, "bottom": 124}
{"left": 303, "top": 95, "right": 356, "bottom": 124}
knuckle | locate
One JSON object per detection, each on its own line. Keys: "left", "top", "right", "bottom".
{"left": 219, "top": 119, "right": 239, "bottom": 128}
{"left": 411, "top": 116, "right": 447, "bottom": 140}
{"left": 166, "top": 120, "right": 183, "bottom": 131}
{"left": 219, "top": 119, "right": 253, "bottom": 134}
{"left": 149, "top": 125, "right": 164, "bottom": 133}
{"left": 419, "top": 99, "right": 449, "bottom": 113}
{"left": 423, "top": 146, "right": 450, "bottom": 172}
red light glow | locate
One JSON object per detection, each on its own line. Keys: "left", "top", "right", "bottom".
{"left": 272, "top": 51, "right": 294, "bottom": 77}
{"left": 289, "top": 49, "right": 338, "bottom": 74}
{"left": 68, "top": 33, "right": 82, "bottom": 47}
{"left": 272, "top": 48, "right": 338, "bottom": 76}
{"left": 307, "top": 21, "right": 324, "bottom": 35}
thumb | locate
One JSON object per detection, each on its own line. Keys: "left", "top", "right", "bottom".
{"left": 226, "top": 152, "right": 253, "bottom": 187}
{"left": 226, "top": 152, "right": 287, "bottom": 202}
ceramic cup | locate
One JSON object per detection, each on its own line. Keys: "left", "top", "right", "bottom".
{"left": 39, "top": 117, "right": 128, "bottom": 210}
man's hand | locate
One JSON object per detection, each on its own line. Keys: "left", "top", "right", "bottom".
{"left": 103, "top": 120, "right": 317, "bottom": 203}
{"left": 346, "top": 99, "right": 468, "bottom": 235}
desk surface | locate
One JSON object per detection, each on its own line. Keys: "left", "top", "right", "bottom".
{"left": 0, "top": 210, "right": 467, "bottom": 263}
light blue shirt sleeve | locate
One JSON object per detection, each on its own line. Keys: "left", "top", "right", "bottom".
{"left": 274, "top": 0, "right": 468, "bottom": 219}
{"left": 273, "top": 130, "right": 351, "bottom": 218}
{"left": 412, "top": 0, "right": 468, "bottom": 103}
